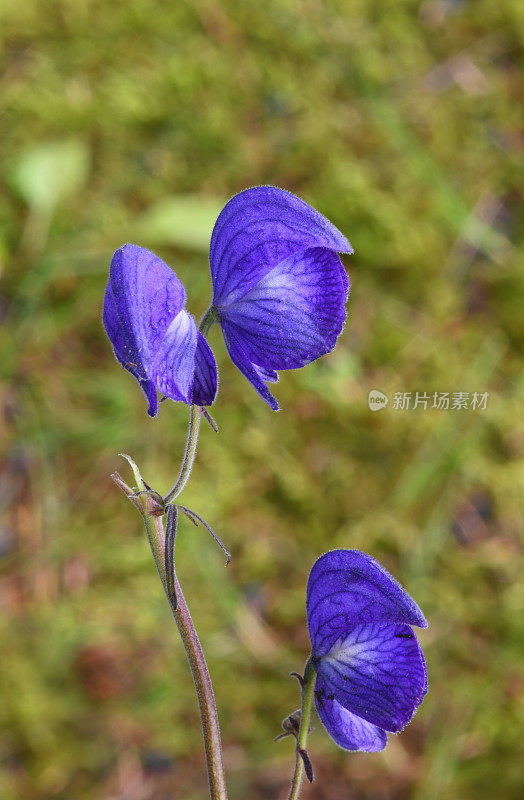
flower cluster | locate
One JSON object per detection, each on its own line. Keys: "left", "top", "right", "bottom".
{"left": 307, "top": 550, "right": 427, "bottom": 751}
{"left": 103, "top": 188, "right": 428, "bottom": 776}
{"left": 103, "top": 186, "right": 352, "bottom": 413}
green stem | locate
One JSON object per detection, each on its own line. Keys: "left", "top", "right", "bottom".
{"left": 163, "top": 306, "right": 217, "bottom": 505}
{"left": 199, "top": 305, "right": 218, "bottom": 338}
{"left": 144, "top": 509, "right": 229, "bottom": 800}
{"left": 287, "top": 659, "right": 316, "bottom": 800}
{"left": 163, "top": 404, "right": 201, "bottom": 504}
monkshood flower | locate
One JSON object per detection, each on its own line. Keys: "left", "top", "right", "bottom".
{"left": 209, "top": 186, "right": 353, "bottom": 410}
{"left": 307, "top": 550, "right": 428, "bottom": 752}
{"left": 103, "top": 244, "right": 217, "bottom": 416}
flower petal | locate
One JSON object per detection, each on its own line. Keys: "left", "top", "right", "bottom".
{"left": 316, "top": 622, "right": 427, "bottom": 733}
{"left": 103, "top": 281, "right": 133, "bottom": 370}
{"left": 103, "top": 280, "right": 158, "bottom": 416}
{"left": 139, "top": 377, "right": 159, "bottom": 417}
{"left": 103, "top": 244, "right": 217, "bottom": 411}
{"left": 253, "top": 364, "right": 278, "bottom": 383}
{"left": 152, "top": 310, "right": 217, "bottom": 406}
{"left": 109, "top": 243, "right": 186, "bottom": 367}
{"left": 217, "top": 247, "right": 348, "bottom": 371}
{"left": 307, "top": 550, "right": 427, "bottom": 656}
{"left": 314, "top": 676, "right": 387, "bottom": 752}
{"left": 221, "top": 321, "right": 279, "bottom": 410}
{"left": 210, "top": 186, "right": 353, "bottom": 306}
{"left": 191, "top": 332, "right": 219, "bottom": 406}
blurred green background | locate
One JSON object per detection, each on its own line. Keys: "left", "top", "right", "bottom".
{"left": 1, "top": 1, "right": 523, "bottom": 798}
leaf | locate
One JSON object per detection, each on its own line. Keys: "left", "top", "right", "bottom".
{"left": 10, "top": 140, "right": 90, "bottom": 213}
{"left": 137, "top": 195, "right": 224, "bottom": 252}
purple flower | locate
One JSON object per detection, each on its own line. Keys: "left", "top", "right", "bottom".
{"left": 103, "top": 189, "right": 352, "bottom": 415}
{"left": 307, "top": 550, "right": 428, "bottom": 752}
{"left": 103, "top": 244, "right": 217, "bottom": 416}
{"left": 210, "top": 186, "right": 353, "bottom": 410}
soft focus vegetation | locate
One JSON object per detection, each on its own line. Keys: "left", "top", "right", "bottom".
{"left": 1, "top": 1, "right": 523, "bottom": 798}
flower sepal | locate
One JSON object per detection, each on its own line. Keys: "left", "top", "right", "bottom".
{"left": 274, "top": 709, "right": 302, "bottom": 742}
{"left": 112, "top": 453, "right": 165, "bottom": 517}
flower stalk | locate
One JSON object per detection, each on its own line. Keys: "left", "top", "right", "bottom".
{"left": 112, "top": 464, "right": 229, "bottom": 800}
{"left": 163, "top": 404, "right": 202, "bottom": 504}
{"left": 287, "top": 659, "right": 316, "bottom": 800}
{"left": 163, "top": 306, "right": 217, "bottom": 505}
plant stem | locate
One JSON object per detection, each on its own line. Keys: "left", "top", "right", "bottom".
{"left": 170, "top": 565, "right": 228, "bottom": 800}
{"left": 163, "top": 404, "right": 201, "bottom": 503}
{"left": 163, "top": 306, "right": 217, "bottom": 505}
{"left": 198, "top": 305, "right": 218, "bottom": 338}
{"left": 144, "top": 507, "right": 229, "bottom": 800}
{"left": 115, "top": 305, "right": 227, "bottom": 797}
{"left": 112, "top": 472, "right": 228, "bottom": 800}
{"left": 287, "top": 659, "right": 316, "bottom": 800}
